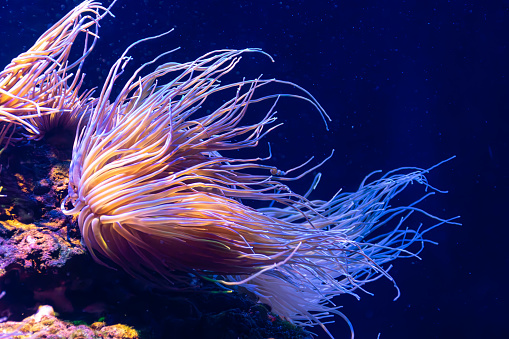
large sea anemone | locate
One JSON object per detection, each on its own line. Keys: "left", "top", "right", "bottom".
{"left": 60, "top": 15, "right": 457, "bottom": 339}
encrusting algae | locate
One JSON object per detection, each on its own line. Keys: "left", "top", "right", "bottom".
{"left": 0, "top": 1, "right": 458, "bottom": 338}
{"left": 0, "top": 302, "right": 140, "bottom": 339}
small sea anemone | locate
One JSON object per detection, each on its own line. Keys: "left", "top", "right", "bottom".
{"left": 0, "top": 0, "right": 113, "bottom": 146}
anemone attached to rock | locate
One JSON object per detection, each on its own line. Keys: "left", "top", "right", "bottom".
{"left": 61, "top": 29, "right": 458, "bottom": 337}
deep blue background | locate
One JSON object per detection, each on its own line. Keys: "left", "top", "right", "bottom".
{"left": 0, "top": 1, "right": 506, "bottom": 338}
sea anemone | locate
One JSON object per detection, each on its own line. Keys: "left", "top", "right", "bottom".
{"left": 0, "top": 0, "right": 114, "bottom": 145}
{"left": 61, "top": 31, "right": 458, "bottom": 337}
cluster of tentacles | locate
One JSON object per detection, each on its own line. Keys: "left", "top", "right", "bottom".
{"left": 0, "top": 1, "right": 457, "bottom": 338}
{"left": 0, "top": 0, "right": 109, "bottom": 150}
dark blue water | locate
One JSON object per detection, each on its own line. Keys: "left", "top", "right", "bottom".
{"left": 0, "top": 1, "right": 506, "bottom": 338}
